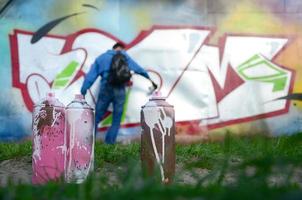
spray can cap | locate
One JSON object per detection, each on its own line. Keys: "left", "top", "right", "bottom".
{"left": 150, "top": 91, "right": 166, "bottom": 101}
{"left": 66, "top": 94, "right": 93, "bottom": 110}
{"left": 75, "top": 94, "right": 84, "bottom": 100}
{"left": 46, "top": 92, "right": 55, "bottom": 98}
{"left": 34, "top": 92, "right": 64, "bottom": 108}
{"left": 143, "top": 91, "right": 173, "bottom": 108}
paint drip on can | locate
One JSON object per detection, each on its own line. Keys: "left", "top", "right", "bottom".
{"left": 65, "top": 94, "right": 95, "bottom": 183}
{"left": 32, "top": 92, "right": 66, "bottom": 184}
{"left": 141, "top": 92, "right": 175, "bottom": 183}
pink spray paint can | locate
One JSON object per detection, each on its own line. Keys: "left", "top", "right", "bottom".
{"left": 65, "top": 94, "right": 95, "bottom": 183}
{"left": 32, "top": 92, "right": 66, "bottom": 184}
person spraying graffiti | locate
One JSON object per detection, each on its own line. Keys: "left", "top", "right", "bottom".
{"left": 81, "top": 42, "right": 157, "bottom": 144}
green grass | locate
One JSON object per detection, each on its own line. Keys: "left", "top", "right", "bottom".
{"left": 1, "top": 133, "right": 302, "bottom": 199}
{"left": 0, "top": 141, "right": 32, "bottom": 162}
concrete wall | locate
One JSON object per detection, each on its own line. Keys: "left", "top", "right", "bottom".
{"left": 1, "top": 0, "right": 302, "bottom": 141}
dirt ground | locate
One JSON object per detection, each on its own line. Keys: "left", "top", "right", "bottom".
{"left": 0, "top": 156, "right": 32, "bottom": 186}
{"left": 0, "top": 156, "right": 210, "bottom": 186}
{"left": 1, "top": 156, "right": 302, "bottom": 187}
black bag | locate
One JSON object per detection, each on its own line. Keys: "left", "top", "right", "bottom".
{"left": 108, "top": 52, "right": 132, "bottom": 86}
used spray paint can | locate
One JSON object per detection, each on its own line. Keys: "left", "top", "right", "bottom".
{"left": 65, "top": 94, "right": 95, "bottom": 183}
{"left": 32, "top": 92, "right": 65, "bottom": 184}
{"left": 141, "top": 93, "right": 175, "bottom": 183}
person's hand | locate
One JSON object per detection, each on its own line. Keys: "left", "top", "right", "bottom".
{"left": 151, "top": 81, "right": 158, "bottom": 90}
{"left": 81, "top": 88, "right": 87, "bottom": 96}
{"left": 147, "top": 80, "right": 158, "bottom": 95}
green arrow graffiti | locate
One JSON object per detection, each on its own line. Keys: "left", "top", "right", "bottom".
{"left": 237, "top": 54, "right": 288, "bottom": 92}
{"left": 52, "top": 61, "right": 79, "bottom": 89}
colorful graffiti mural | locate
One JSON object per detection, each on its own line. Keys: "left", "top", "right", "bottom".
{"left": 1, "top": 0, "right": 302, "bottom": 141}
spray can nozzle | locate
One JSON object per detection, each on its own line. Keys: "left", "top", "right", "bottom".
{"left": 75, "top": 94, "right": 84, "bottom": 100}
{"left": 46, "top": 92, "right": 55, "bottom": 98}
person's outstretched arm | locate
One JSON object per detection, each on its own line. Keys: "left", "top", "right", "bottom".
{"left": 81, "top": 59, "right": 99, "bottom": 96}
{"left": 123, "top": 52, "right": 158, "bottom": 89}
{"left": 124, "top": 52, "right": 150, "bottom": 79}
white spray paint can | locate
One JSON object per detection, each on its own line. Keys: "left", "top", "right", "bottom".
{"left": 141, "top": 92, "right": 175, "bottom": 183}
{"left": 65, "top": 94, "right": 95, "bottom": 183}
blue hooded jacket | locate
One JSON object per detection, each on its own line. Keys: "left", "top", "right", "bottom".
{"left": 81, "top": 50, "right": 150, "bottom": 95}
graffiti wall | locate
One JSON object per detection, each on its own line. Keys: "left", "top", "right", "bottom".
{"left": 1, "top": 0, "right": 302, "bottom": 141}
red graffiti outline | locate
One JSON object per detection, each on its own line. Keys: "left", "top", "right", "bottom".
{"left": 9, "top": 26, "right": 295, "bottom": 133}
{"left": 10, "top": 29, "right": 88, "bottom": 110}
{"left": 205, "top": 32, "right": 296, "bottom": 130}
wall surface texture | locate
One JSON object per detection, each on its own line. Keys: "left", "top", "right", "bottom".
{"left": 1, "top": 0, "right": 302, "bottom": 141}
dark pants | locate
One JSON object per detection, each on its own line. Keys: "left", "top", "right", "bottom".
{"left": 95, "top": 84, "right": 125, "bottom": 144}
